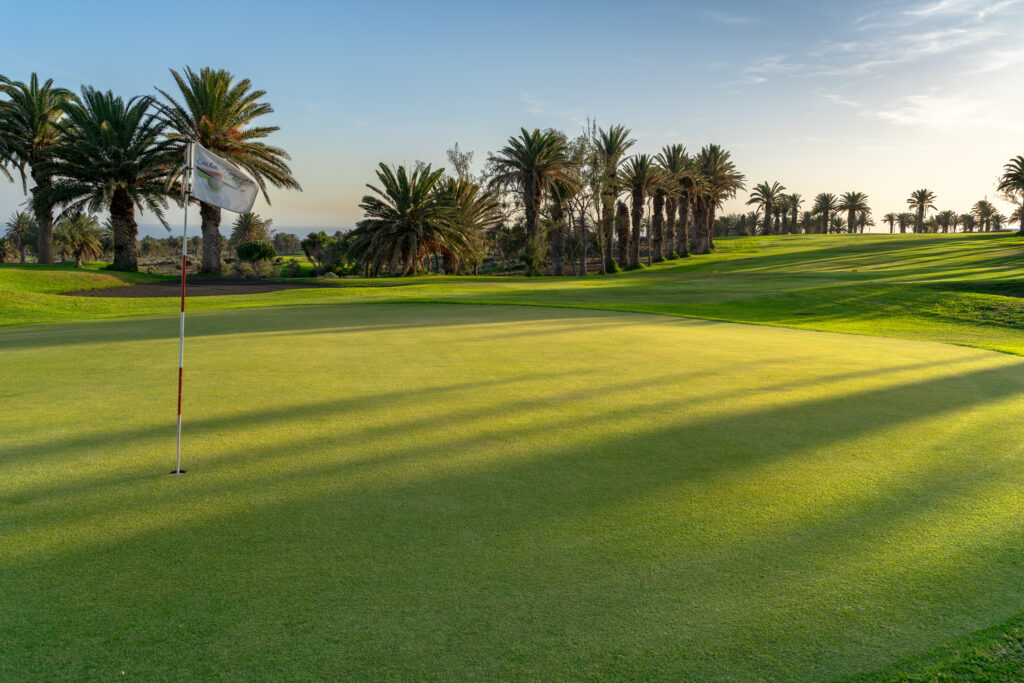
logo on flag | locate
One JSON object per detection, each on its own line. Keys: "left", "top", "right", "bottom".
{"left": 190, "top": 144, "right": 258, "bottom": 214}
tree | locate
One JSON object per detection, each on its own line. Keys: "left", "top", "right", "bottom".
{"left": 618, "top": 154, "right": 661, "bottom": 267}
{"left": 41, "top": 87, "right": 175, "bottom": 271}
{"left": 692, "top": 144, "right": 744, "bottom": 253}
{"left": 436, "top": 176, "right": 502, "bottom": 274}
{"left": 445, "top": 143, "right": 474, "bottom": 182}
{"left": 0, "top": 236, "right": 15, "bottom": 262}
{"left": 998, "top": 156, "right": 1024, "bottom": 227}
{"left": 936, "top": 210, "right": 956, "bottom": 233}
{"left": 487, "top": 128, "right": 576, "bottom": 274}
{"left": 838, "top": 192, "right": 870, "bottom": 236}
{"left": 883, "top": 212, "right": 897, "bottom": 234}
{"left": 907, "top": 189, "right": 936, "bottom": 233}
{"left": 4, "top": 210, "right": 35, "bottom": 262}
{"left": 0, "top": 74, "right": 75, "bottom": 263}
{"left": 1010, "top": 205, "right": 1024, "bottom": 234}
{"left": 236, "top": 239, "right": 276, "bottom": 276}
{"left": 972, "top": 199, "right": 996, "bottom": 232}
{"left": 657, "top": 144, "right": 689, "bottom": 257}
{"left": 787, "top": 194, "right": 802, "bottom": 234}
{"left": 229, "top": 212, "right": 272, "bottom": 254}
{"left": 897, "top": 212, "right": 914, "bottom": 234}
{"left": 960, "top": 213, "right": 977, "bottom": 233}
{"left": 53, "top": 213, "right": 102, "bottom": 267}
{"left": 273, "top": 232, "right": 301, "bottom": 254}
{"left": 595, "top": 125, "right": 635, "bottom": 272}
{"left": 812, "top": 193, "right": 838, "bottom": 234}
{"left": 746, "top": 181, "right": 785, "bottom": 235}
{"left": 158, "top": 66, "right": 301, "bottom": 274}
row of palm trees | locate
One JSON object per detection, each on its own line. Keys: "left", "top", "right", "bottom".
{"left": 0, "top": 69, "right": 299, "bottom": 272}
{"left": 353, "top": 126, "right": 747, "bottom": 277}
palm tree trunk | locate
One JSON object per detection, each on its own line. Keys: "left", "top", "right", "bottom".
{"left": 199, "top": 201, "right": 224, "bottom": 274}
{"left": 664, "top": 196, "right": 677, "bottom": 257}
{"left": 31, "top": 171, "right": 54, "bottom": 264}
{"left": 651, "top": 193, "right": 665, "bottom": 260}
{"left": 110, "top": 188, "right": 139, "bottom": 272}
{"left": 629, "top": 194, "right": 642, "bottom": 266}
{"left": 706, "top": 202, "right": 718, "bottom": 251}
{"left": 762, "top": 206, "right": 771, "bottom": 236}
{"left": 677, "top": 196, "right": 690, "bottom": 256}
{"left": 550, "top": 201, "right": 565, "bottom": 276}
{"left": 578, "top": 215, "right": 588, "bottom": 275}
{"left": 615, "top": 202, "right": 629, "bottom": 266}
{"left": 692, "top": 199, "right": 709, "bottom": 254}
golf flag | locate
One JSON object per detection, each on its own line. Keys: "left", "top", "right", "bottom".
{"left": 191, "top": 144, "right": 258, "bottom": 213}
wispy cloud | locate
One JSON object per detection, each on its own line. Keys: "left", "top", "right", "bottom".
{"left": 519, "top": 92, "right": 586, "bottom": 126}
{"left": 905, "top": 0, "right": 1019, "bottom": 18}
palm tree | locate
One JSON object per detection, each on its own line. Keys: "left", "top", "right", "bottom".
{"left": 229, "top": 212, "right": 272, "bottom": 253}
{"left": 4, "top": 210, "right": 35, "bottom": 262}
{"left": 838, "top": 192, "right": 870, "bottom": 236}
{"left": 53, "top": 213, "right": 102, "bottom": 267}
{"left": 960, "top": 213, "right": 976, "bottom": 233}
{"left": 693, "top": 144, "right": 744, "bottom": 253}
{"left": 812, "top": 193, "right": 838, "bottom": 234}
{"left": 883, "top": 212, "right": 897, "bottom": 234}
{"left": 936, "top": 210, "right": 956, "bottom": 233}
{"left": 907, "top": 189, "right": 936, "bottom": 233}
{"left": 595, "top": 125, "right": 635, "bottom": 272}
{"left": 830, "top": 215, "right": 847, "bottom": 233}
{"left": 972, "top": 199, "right": 996, "bottom": 232}
{"left": 787, "top": 194, "right": 802, "bottom": 234}
{"left": 157, "top": 67, "right": 301, "bottom": 274}
{"left": 1010, "top": 205, "right": 1024, "bottom": 234}
{"left": 657, "top": 144, "right": 688, "bottom": 257}
{"left": 0, "top": 74, "right": 75, "bottom": 263}
{"left": 746, "top": 181, "right": 785, "bottom": 235}
{"left": 436, "top": 176, "right": 502, "bottom": 274}
{"left": 998, "top": 156, "right": 1024, "bottom": 227}
{"left": 488, "top": 128, "right": 576, "bottom": 274}
{"left": 40, "top": 87, "right": 176, "bottom": 271}
{"left": 897, "top": 212, "right": 914, "bottom": 234}
{"left": 618, "top": 155, "right": 661, "bottom": 267}
{"left": 351, "top": 163, "right": 478, "bottom": 277}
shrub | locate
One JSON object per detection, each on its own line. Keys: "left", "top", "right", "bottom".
{"left": 231, "top": 261, "right": 255, "bottom": 278}
{"left": 236, "top": 240, "right": 277, "bottom": 277}
{"left": 285, "top": 259, "right": 303, "bottom": 278}
{"left": 623, "top": 262, "right": 645, "bottom": 271}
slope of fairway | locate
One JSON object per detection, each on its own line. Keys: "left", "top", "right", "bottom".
{"left": 4, "top": 304, "right": 1024, "bottom": 680}
{"left": 3, "top": 233, "right": 1024, "bottom": 355}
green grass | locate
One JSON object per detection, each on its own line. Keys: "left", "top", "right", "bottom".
{"left": 4, "top": 233, "right": 1024, "bottom": 679}
{"left": 5, "top": 233, "right": 1024, "bottom": 354}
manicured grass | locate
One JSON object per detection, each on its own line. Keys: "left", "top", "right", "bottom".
{"left": 4, "top": 303, "right": 1024, "bottom": 679}
{"left": 4, "top": 233, "right": 1024, "bottom": 354}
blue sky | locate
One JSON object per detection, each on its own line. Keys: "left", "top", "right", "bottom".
{"left": 2, "top": 0, "right": 1022, "bottom": 234}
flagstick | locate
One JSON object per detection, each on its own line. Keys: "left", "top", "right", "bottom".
{"left": 172, "top": 141, "right": 193, "bottom": 476}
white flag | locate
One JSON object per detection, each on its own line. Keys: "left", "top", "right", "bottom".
{"left": 190, "top": 144, "right": 258, "bottom": 213}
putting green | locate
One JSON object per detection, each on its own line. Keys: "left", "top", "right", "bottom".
{"left": 3, "top": 303, "right": 1024, "bottom": 680}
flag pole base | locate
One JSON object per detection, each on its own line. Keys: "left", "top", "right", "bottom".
{"left": 170, "top": 470, "right": 187, "bottom": 476}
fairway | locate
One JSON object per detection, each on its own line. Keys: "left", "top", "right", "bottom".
{"left": 4, "top": 302, "right": 1024, "bottom": 680}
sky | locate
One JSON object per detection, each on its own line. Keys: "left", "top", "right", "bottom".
{"left": 2, "top": 0, "right": 1022, "bottom": 236}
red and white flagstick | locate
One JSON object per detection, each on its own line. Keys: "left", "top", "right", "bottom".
{"left": 172, "top": 141, "right": 194, "bottom": 476}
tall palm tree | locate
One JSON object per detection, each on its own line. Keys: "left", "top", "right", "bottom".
{"left": 907, "top": 189, "right": 936, "bottom": 233}
{"left": 53, "top": 213, "right": 102, "bottom": 267}
{"left": 960, "top": 213, "right": 976, "bottom": 233}
{"left": 998, "top": 156, "right": 1024, "bottom": 228}
{"left": 1010, "top": 205, "right": 1024, "bottom": 234}
{"left": 657, "top": 144, "right": 688, "bottom": 257}
{"left": 618, "top": 155, "right": 661, "bottom": 267}
{"left": 693, "top": 144, "right": 744, "bottom": 253}
{"left": 488, "top": 128, "right": 576, "bottom": 274}
{"left": 787, "top": 194, "right": 802, "bottom": 234}
{"left": 897, "top": 212, "right": 914, "bottom": 234}
{"left": 883, "top": 212, "right": 897, "bottom": 234}
{"left": 0, "top": 74, "right": 75, "bottom": 263}
{"left": 547, "top": 179, "right": 576, "bottom": 276}
{"left": 650, "top": 185, "right": 667, "bottom": 260}
{"left": 746, "top": 181, "right": 785, "bottom": 235}
{"left": 812, "top": 193, "right": 838, "bottom": 234}
{"left": 838, "top": 192, "right": 870, "bottom": 236}
{"left": 350, "top": 163, "right": 456, "bottom": 276}
{"left": 40, "top": 88, "right": 176, "bottom": 271}
{"left": 595, "top": 125, "right": 635, "bottom": 272}
{"left": 157, "top": 67, "right": 301, "bottom": 273}
{"left": 613, "top": 201, "right": 629, "bottom": 264}
{"left": 4, "top": 210, "right": 35, "bottom": 262}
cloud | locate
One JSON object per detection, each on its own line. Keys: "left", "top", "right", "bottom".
{"left": 904, "top": 0, "right": 1019, "bottom": 17}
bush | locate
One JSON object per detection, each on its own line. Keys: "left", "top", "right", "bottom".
{"left": 606, "top": 260, "right": 621, "bottom": 274}
{"left": 285, "top": 259, "right": 303, "bottom": 278}
{"left": 236, "top": 240, "right": 277, "bottom": 277}
{"left": 230, "top": 261, "right": 255, "bottom": 278}
{"left": 623, "top": 262, "right": 645, "bottom": 271}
